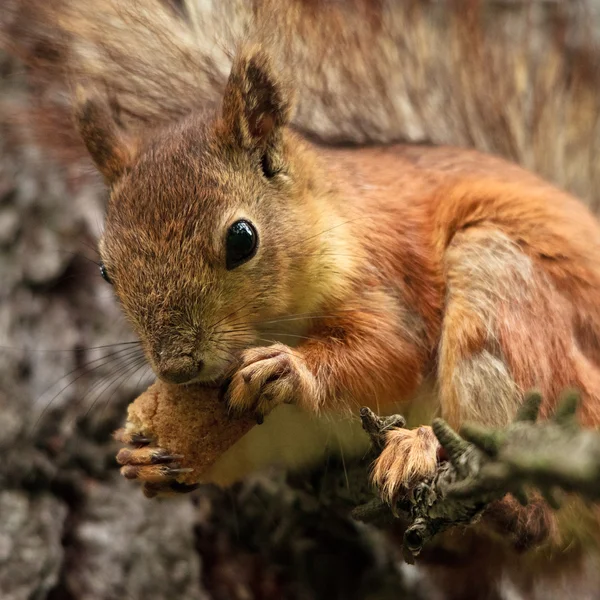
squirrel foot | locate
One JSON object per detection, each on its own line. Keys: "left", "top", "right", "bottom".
{"left": 114, "top": 427, "right": 198, "bottom": 498}
{"left": 223, "top": 343, "right": 318, "bottom": 421}
{"left": 371, "top": 425, "right": 441, "bottom": 505}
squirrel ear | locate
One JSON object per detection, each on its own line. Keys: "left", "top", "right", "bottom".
{"left": 74, "top": 87, "right": 137, "bottom": 183}
{"left": 222, "top": 46, "right": 294, "bottom": 155}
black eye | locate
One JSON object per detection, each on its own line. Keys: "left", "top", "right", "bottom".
{"left": 99, "top": 263, "right": 113, "bottom": 284}
{"left": 226, "top": 220, "right": 258, "bottom": 270}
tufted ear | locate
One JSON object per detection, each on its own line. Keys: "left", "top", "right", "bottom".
{"left": 74, "top": 86, "right": 137, "bottom": 183}
{"left": 222, "top": 46, "right": 294, "bottom": 175}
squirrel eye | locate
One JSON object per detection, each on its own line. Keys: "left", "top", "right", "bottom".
{"left": 226, "top": 220, "right": 258, "bottom": 270}
{"left": 99, "top": 263, "right": 113, "bottom": 284}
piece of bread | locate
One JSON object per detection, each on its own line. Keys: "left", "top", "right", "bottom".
{"left": 125, "top": 380, "right": 255, "bottom": 485}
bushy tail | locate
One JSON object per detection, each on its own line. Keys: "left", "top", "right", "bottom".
{"left": 2, "top": 0, "right": 600, "bottom": 208}
{"left": 1, "top": 0, "right": 237, "bottom": 122}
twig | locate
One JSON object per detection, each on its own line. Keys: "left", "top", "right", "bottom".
{"left": 352, "top": 389, "right": 600, "bottom": 563}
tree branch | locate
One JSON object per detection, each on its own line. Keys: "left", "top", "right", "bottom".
{"left": 352, "top": 389, "right": 600, "bottom": 563}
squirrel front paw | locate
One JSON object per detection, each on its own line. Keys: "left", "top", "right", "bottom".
{"left": 223, "top": 343, "right": 318, "bottom": 421}
{"left": 371, "top": 425, "right": 441, "bottom": 505}
{"left": 114, "top": 426, "right": 199, "bottom": 498}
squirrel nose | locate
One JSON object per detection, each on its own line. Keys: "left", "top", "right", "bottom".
{"left": 158, "top": 355, "right": 203, "bottom": 384}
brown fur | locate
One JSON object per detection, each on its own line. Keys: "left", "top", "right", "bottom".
{"left": 74, "top": 86, "right": 138, "bottom": 182}
{"left": 372, "top": 425, "right": 440, "bottom": 503}
{"left": 71, "top": 44, "right": 600, "bottom": 592}
{"left": 6, "top": 4, "right": 600, "bottom": 591}
{"left": 3, "top": 0, "right": 600, "bottom": 209}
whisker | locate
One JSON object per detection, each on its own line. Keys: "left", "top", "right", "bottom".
{"left": 78, "top": 237, "right": 101, "bottom": 256}
{"left": 216, "top": 318, "right": 256, "bottom": 330}
{"left": 216, "top": 340, "right": 255, "bottom": 355}
{"left": 211, "top": 345, "right": 239, "bottom": 363}
{"left": 214, "top": 306, "right": 261, "bottom": 331}
{"left": 214, "top": 310, "right": 358, "bottom": 336}
{"left": 35, "top": 345, "right": 144, "bottom": 405}
{"left": 287, "top": 217, "right": 371, "bottom": 250}
{"left": 210, "top": 297, "right": 261, "bottom": 330}
{"left": 82, "top": 355, "right": 149, "bottom": 421}
{"left": 71, "top": 358, "right": 143, "bottom": 421}
{"left": 213, "top": 326, "right": 255, "bottom": 341}
{"left": 259, "top": 332, "right": 322, "bottom": 342}
{"left": 32, "top": 346, "right": 144, "bottom": 425}
{"left": 247, "top": 309, "right": 360, "bottom": 328}
{"left": 119, "top": 359, "right": 152, "bottom": 394}
{"left": 134, "top": 361, "right": 153, "bottom": 391}
{"left": 56, "top": 248, "right": 101, "bottom": 267}
{"left": 211, "top": 335, "right": 251, "bottom": 355}
{"left": 212, "top": 326, "right": 254, "bottom": 339}
{"left": 0, "top": 340, "right": 141, "bottom": 355}
{"left": 315, "top": 253, "right": 367, "bottom": 259}
{"left": 43, "top": 224, "right": 101, "bottom": 257}
{"left": 336, "top": 432, "right": 351, "bottom": 492}
{"left": 70, "top": 352, "right": 147, "bottom": 423}
{"left": 212, "top": 304, "right": 366, "bottom": 341}
{"left": 217, "top": 331, "right": 254, "bottom": 342}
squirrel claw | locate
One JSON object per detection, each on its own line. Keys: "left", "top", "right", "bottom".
{"left": 116, "top": 447, "right": 183, "bottom": 465}
{"left": 115, "top": 425, "right": 194, "bottom": 497}
{"left": 113, "top": 428, "right": 152, "bottom": 446}
{"left": 225, "top": 343, "right": 316, "bottom": 417}
{"left": 119, "top": 458, "right": 193, "bottom": 483}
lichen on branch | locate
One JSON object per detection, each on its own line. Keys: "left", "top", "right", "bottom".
{"left": 353, "top": 390, "right": 600, "bottom": 562}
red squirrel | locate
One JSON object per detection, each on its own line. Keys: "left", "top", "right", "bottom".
{"left": 74, "top": 42, "right": 600, "bottom": 583}
{"left": 6, "top": 0, "right": 600, "bottom": 595}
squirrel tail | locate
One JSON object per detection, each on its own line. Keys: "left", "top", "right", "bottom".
{"left": 2, "top": 0, "right": 600, "bottom": 208}
{"left": 1, "top": 0, "right": 236, "bottom": 124}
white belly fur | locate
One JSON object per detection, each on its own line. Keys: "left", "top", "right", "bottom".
{"left": 202, "top": 404, "right": 369, "bottom": 486}
{"left": 203, "top": 379, "right": 440, "bottom": 487}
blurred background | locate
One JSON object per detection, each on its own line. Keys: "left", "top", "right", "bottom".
{"left": 2, "top": 1, "right": 600, "bottom": 599}
{"left": 0, "top": 49, "right": 205, "bottom": 599}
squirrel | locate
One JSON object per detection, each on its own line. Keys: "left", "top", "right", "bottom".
{"left": 5, "top": 0, "right": 600, "bottom": 595}
{"left": 3, "top": 0, "right": 600, "bottom": 209}
{"left": 72, "top": 43, "right": 600, "bottom": 597}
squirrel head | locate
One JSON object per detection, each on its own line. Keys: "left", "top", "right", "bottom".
{"left": 75, "top": 47, "right": 351, "bottom": 384}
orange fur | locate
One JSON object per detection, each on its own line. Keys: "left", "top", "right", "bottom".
{"left": 372, "top": 426, "right": 439, "bottom": 503}
{"left": 63, "top": 44, "right": 600, "bottom": 593}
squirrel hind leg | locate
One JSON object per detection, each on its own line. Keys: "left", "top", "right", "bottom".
{"left": 436, "top": 225, "right": 591, "bottom": 551}
{"left": 438, "top": 225, "right": 584, "bottom": 429}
